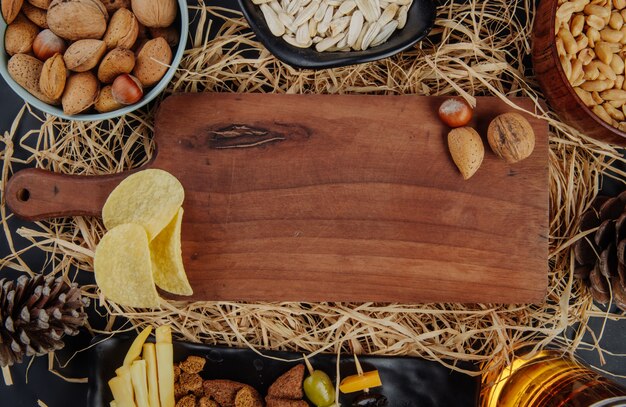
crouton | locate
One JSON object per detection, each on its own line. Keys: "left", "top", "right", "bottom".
{"left": 179, "top": 356, "right": 207, "bottom": 374}
{"left": 176, "top": 394, "right": 197, "bottom": 407}
{"left": 234, "top": 385, "right": 263, "bottom": 407}
{"left": 198, "top": 397, "right": 220, "bottom": 407}
{"left": 267, "top": 364, "right": 305, "bottom": 400}
{"left": 203, "top": 379, "right": 246, "bottom": 407}
{"left": 180, "top": 372, "right": 203, "bottom": 395}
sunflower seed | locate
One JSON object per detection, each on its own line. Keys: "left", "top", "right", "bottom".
{"left": 252, "top": 0, "right": 273, "bottom": 4}
{"left": 361, "top": 21, "right": 381, "bottom": 49}
{"left": 293, "top": 0, "right": 320, "bottom": 26}
{"left": 278, "top": 11, "right": 294, "bottom": 27}
{"left": 318, "top": 6, "right": 334, "bottom": 34}
{"left": 354, "top": 21, "right": 370, "bottom": 50}
{"left": 337, "top": 34, "right": 348, "bottom": 48}
{"left": 314, "top": 1, "right": 328, "bottom": 21}
{"left": 337, "top": 0, "right": 357, "bottom": 16}
{"left": 379, "top": 3, "right": 398, "bottom": 26}
{"left": 347, "top": 10, "right": 364, "bottom": 47}
{"left": 397, "top": 5, "right": 408, "bottom": 29}
{"left": 355, "top": 0, "right": 379, "bottom": 22}
{"left": 371, "top": 20, "right": 398, "bottom": 46}
{"left": 283, "top": 34, "right": 311, "bottom": 48}
{"left": 297, "top": 23, "right": 311, "bottom": 44}
{"left": 309, "top": 17, "right": 318, "bottom": 37}
{"left": 316, "top": 32, "right": 344, "bottom": 51}
{"left": 269, "top": 1, "right": 283, "bottom": 14}
{"left": 260, "top": 4, "right": 286, "bottom": 36}
{"left": 331, "top": 16, "right": 351, "bottom": 36}
{"left": 286, "top": 0, "right": 302, "bottom": 15}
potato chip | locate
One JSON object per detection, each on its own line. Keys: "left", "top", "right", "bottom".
{"left": 94, "top": 223, "right": 160, "bottom": 308}
{"left": 102, "top": 169, "right": 184, "bottom": 241}
{"left": 150, "top": 208, "right": 192, "bottom": 296}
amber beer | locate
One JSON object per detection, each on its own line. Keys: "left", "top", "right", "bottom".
{"left": 480, "top": 350, "right": 626, "bottom": 407}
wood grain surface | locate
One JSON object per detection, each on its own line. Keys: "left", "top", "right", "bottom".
{"left": 6, "top": 93, "right": 549, "bottom": 303}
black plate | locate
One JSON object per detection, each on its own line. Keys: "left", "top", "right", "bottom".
{"left": 88, "top": 336, "right": 479, "bottom": 407}
{"left": 238, "top": 0, "right": 437, "bottom": 69}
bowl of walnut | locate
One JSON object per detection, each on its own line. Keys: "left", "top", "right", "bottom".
{"left": 0, "top": 0, "right": 188, "bottom": 120}
{"left": 533, "top": 0, "right": 626, "bottom": 145}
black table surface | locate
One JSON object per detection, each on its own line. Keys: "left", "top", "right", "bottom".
{"left": 1, "top": 1, "right": 626, "bottom": 406}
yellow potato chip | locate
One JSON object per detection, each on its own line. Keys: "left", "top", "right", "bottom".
{"left": 150, "top": 208, "right": 192, "bottom": 296}
{"left": 94, "top": 223, "right": 160, "bottom": 308}
{"left": 102, "top": 169, "right": 184, "bottom": 241}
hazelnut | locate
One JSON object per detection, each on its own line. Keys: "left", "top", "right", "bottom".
{"left": 33, "top": 29, "right": 67, "bottom": 61}
{"left": 438, "top": 98, "right": 473, "bottom": 128}
{"left": 111, "top": 73, "right": 143, "bottom": 105}
{"left": 487, "top": 113, "right": 535, "bottom": 163}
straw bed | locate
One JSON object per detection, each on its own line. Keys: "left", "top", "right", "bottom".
{"left": 1, "top": 0, "right": 625, "bottom": 381}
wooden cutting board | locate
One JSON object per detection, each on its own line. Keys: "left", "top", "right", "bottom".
{"left": 6, "top": 94, "right": 549, "bottom": 303}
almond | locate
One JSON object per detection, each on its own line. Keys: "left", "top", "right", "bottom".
{"left": 62, "top": 71, "right": 99, "bottom": 115}
{"left": 97, "top": 48, "right": 135, "bottom": 83}
{"left": 7, "top": 53, "right": 59, "bottom": 104}
{"left": 63, "top": 39, "right": 106, "bottom": 72}
{"left": 4, "top": 14, "right": 40, "bottom": 56}
{"left": 47, "top": 0, "right": 108, "bottom": 40}
{"left": 148, "top": 26, "right": 179, "bottom": 48}
{"left": 103, "top": 8, "right": 138, "bottom": 49}
{"left": 133, "top": 36, "right": 171, "bottom": 86}
{"left": 447, "top": 127, "right": 484, "bottom": 180}
{"left": 40, "top": 53, "right": 67, "bottom": 100}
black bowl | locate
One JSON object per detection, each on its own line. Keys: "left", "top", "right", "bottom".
{"left": 238, "top": 0, "right": 437, "bottom": 69}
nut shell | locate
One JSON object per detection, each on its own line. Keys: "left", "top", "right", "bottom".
{"left": 100, "top": 0, "right": 128, "bottom": 13}
{"left": 131, "top": 0, "right": 176, "bottom": 28}
{"left": 33, "top": 29, "right": 67, "bottom": 61}
{"left": 27, "top": 0, "right": 51, "bottom": 9}
{"left": 133, "top": 36, "right": 171, "bottom": 86}
{"left": 103, "top": 8, "right": 138, "bottom": 49}
{"left": 149, "top": 26, "right": 179, "bottom": 48}
{"left": 47, "top": 0, "right": 109, "bottom": 40}
{"left": 97, "top": 47, "right": 135, "bottom": 83}
{"left": 62, "top": 71, "right": 99, "bottom": 115}
{"left": 40, "top": 53, "right": 67, "bottom": 100}
{"left": 94, "top": 85, "right": 123, "bottom": 112}
{"left": 63, "top": 39, "right": 106, "bottom": 72}
{"left": 2, "top": 0, "right": 24, "bottom": 24}
{"left": 4, "top": 14, "right": 40, "bottom": 56}
{"left": 22, "top": 2, "right": 48, "bottom": 28}
{"left": 447, "top": 127, "right": 484, "bottom": 180}
{"left": 487, "top": 112, "right": 535, "bottom": 163}
{"left": 7, "top": 53, "right": 58, "bottom": 104}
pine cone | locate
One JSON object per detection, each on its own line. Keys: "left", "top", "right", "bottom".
{"left": 574, "top": 194, "right": 626, "bottom": 311}
{"left": 0, "top": 275, "right": 89, "bottom": 367}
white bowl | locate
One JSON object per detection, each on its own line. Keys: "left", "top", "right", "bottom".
{"left": 0, "top": 0, "right": 188, "bottom": 121}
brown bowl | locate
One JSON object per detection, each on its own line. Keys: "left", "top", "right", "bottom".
{"left": 532, "top": 0, "right": 626, "bottom": 145}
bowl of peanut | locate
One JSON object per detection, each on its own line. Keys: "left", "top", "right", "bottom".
{"left": 533, "top": 0, "right": 626, "bottom": 145}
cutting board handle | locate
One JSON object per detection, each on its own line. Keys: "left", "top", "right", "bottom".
{"left": 5, "top": 168, "right": 132, "bottom": 221}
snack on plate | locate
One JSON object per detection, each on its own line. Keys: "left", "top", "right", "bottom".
{"left": 266, "top": 364, "right": 305, "bottom": 400}
{"left": 151, "top": 207, "right": 192, "bottom": 296}
{"left": 107, "top": 325, "right": 177, "bottom": 407}
{"left": 94, "top": 223, "right": 160, "bottom": 308}
{"left": 252, "top": 0, "right": 412, "bottom": 52}
{"left": 102, "top": 169, "right": 184, "bottom": 240}
{"left": 94, "top": 169, "right": 192, "bottom": 308}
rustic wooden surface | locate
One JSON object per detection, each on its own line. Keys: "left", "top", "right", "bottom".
{"left": 7, "top": 93, "right": 549, "bottom": 303}
{"left": 532, "top": 0, "right": 626, "bottom": 145}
